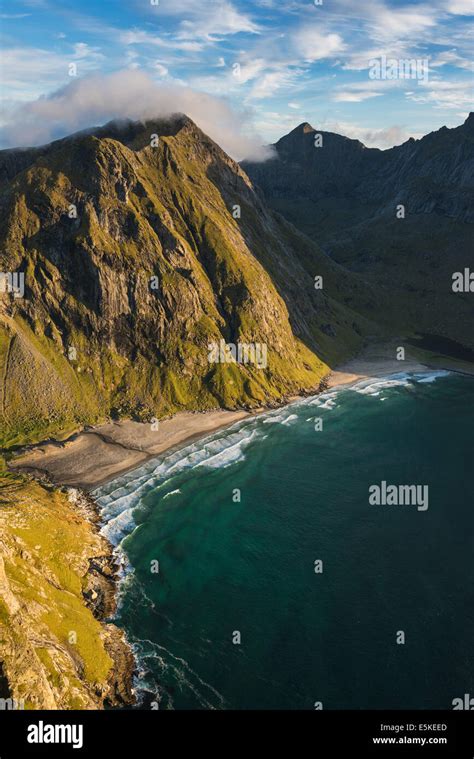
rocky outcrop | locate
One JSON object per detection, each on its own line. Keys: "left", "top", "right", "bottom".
{"left": 0, "top": 474, "right": 134, "bottom": 709}
{"left": 0, "top": 115, "right": 377, "bottom": 450}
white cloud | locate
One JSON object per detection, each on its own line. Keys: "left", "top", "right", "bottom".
{"left": 0, "top": 46, "right": 103, "bottom": 99}
{"left": 119, "top": 29, "right": 204, "bottom": 52}
{"left": 405, "top": 79, "right": 473, "bottom": 109}
{"left": 188, "top": 58, "right": 301, "bottom": 103}
{"left": 335, "top": 0, "right": 451, "bottom": 77}
{"left": 173, "top": 0, "right": 260, "bottom": 40}
{"left": 331, "top": 79, "right": 402, "bottom": 102}
{"left": 446, "top": 0, "right": 474, "bottom": 15}
{"left": 72, "top": 42, "right": 104, "bottom": 63}
{"left": 293, "top": 28, "right": 345, "bottom": 62}
{"left": 333, "top": 89, "right": 383, "bottom": 102}
{"left": 0, "top": 69, "right": 273, "bottom": 161}
{"left": 248, "top": 68, "right": 301, "bottom": 99}
{"left": 431, "top": 50, "right": 474, "bottom": 72}
{"left": 152, "top": 63, "right": 169, "bottom": 77}
{"left": 323, "top": 120, "right": 423, "bottom": 148}
{"left": 234, "top": 59, "right": 268, "bottom": 84}
{"left": 368, "top": 7, "right": 436, "bottom": 41}
{"left": 342, "top": 44, "right": 408, "bottom": 72}
{"left": 0, "top": 13, "right": 31, "bottom": 18}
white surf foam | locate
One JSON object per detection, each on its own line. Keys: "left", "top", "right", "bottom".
{"left": 308, "top": 391, "right": 340, "bottom": 409}
{"left": 94, "top": 419, "right": 265, "bottom": 546}
{"left": 281, "top": 413, "right": 298, "bottom": 425}
{"left": 101, "top": 506, "right": 136, "bottom": 544}
{"left": 414, "top": 370, "right": 450, "bottom": 383}
{"left": 132, "top": 637, "right": 227, "bottom": 710}
{"left": 262, "top": 413, "right": 286, "bottom": 424}
{"left": 95, "top": 369, "right": 452, "bottom": 550}
{"left": 162, "top": 488, "right": 181, "bottom": 499}
{"left": 350, "top": 370, "right": 451, "bottom": 397}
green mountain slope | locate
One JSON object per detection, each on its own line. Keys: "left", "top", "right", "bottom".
{"left": 0, "top": 116, "right": 378, "bottom": 449}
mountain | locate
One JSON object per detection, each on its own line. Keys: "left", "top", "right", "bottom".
{"left": 242, "top": 115, "right": 474, "bottom": 352}
{"left": 0, "top": 112, "right": 471, "bottom": 712}
{"left": 0, "top": 115, "right": 381, "bottom": 450}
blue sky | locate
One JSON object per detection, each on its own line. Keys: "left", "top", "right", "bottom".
{"left": 0, "top": 0, "right": 472, "bottom": 155}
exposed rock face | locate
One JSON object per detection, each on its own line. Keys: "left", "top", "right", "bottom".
{"left": 242, "top": 115, "right": 474, "bottom": 222}
{"left": 0, "top": 115, "right": 384, "bottom": 712}
{"left": 0, "top": 115, "right": 377, "bottom": 449}
{"left": 242, "top": 115, "right": 474, "bottom": 351}
{"left": 0, "top": 475, "right": 134, "bottom": 709}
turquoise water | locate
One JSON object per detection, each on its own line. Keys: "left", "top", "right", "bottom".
{"left": 95, "top": 371, "right": 474, "bottom": 710}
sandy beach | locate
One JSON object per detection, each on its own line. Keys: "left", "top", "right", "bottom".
{"left": 325, "top": 340, "right": 474, "bottom": 390}
{"left": 10, "top": 340, "right": 472, "bottom": 491}
{"left": 326, "top": 356, "right": 428, "bottom": 389}
{"left": 10, "top": 410, "right": 250, "bottom": 490}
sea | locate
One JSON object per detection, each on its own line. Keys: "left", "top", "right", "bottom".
{"left": 94, "top": 370, "right": 473, "bottom": 710}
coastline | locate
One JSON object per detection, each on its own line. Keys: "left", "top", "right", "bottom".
{"left": 8, "top": 352, "right": 459, "bottom": 491}
{"left": 0, "top": 476, "right": 136, "bottom": 708}
{"left": 3, "top": 345, "right": 472, "bottom": 709}
{"left": 10, "top": 409, "right": 251, "bottom": 491}
{"left": 66, "top": 487, "right": 136, "bottom": 707}
{"left": 324, "top": 356, "right": 429, "bottom": 390}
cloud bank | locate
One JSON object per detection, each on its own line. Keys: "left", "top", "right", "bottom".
{"left": 0, "top": 70, "right": 274, "bottom": 162}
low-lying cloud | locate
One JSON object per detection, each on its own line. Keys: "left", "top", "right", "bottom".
{"left": 0, "top": 69, "right": 274, "bottom": 161}
{"left": 325, "top": 120, "right": 423, "bottom": 149}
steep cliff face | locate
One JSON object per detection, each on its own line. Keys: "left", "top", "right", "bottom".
{"left": 0, "top": 115, "right": 377, "bottom": 449}
{"left": 0, "top": 473, "right": 134, "bottom": 709}
{"left": 243, "top": 114, "right": 474, "bottom": 222}
{"left": 242, "top": 115, "right": 474, "bottom": 351}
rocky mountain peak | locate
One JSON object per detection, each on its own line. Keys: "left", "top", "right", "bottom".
{"left": 87, "top": 113, "right": 197, "bottom": 148}
{"left": 1, "top": 114, "right": 368, "bottom": 448}
{"left": 463, "top": 112, "right": 474, "bottom": 131}
{"left": 294, "top": 122, "right": 316, "bottom": 134}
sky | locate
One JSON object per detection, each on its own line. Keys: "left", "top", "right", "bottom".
{"left": 0, "top": 0, "right": 473, "bottom": 157}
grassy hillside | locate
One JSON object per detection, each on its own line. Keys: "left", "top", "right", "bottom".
{"left": 0, "top": 470, "right": 132, "bottom": 709}
{"left": 0, "top": 116, "right": 379, "bottom": 450}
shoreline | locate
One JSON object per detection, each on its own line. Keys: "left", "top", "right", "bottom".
{"left": 66, "top": 487, "right": 136, "bottom": 707}
{"left": 4, "top": 347, "right": 472, "bottom": 709}
{"left": 8, "top": 350, "right": 474, "bottom": 492}
{"left": 9, "top": 409, "right": 251, "bottom": 491}
{"left": 0, "top": 476, "right": 136, "bottom": 709}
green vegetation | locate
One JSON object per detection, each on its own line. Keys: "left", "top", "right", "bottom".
{"left": 0, "top": 472, "right": 116, "bottom": 708}
{"left": 0, "top": 116, "right": 380, "bottom": 709}
{"left": 0, "top": 116, "right": 373, "bottom": 451}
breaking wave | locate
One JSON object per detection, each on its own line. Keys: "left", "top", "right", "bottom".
{"left": 94, "top": 369, "right": 451, "bottom": 547}
{"left": 94, "top": 419, "right": 266, "bottom": 546}
{"left": 92, "top": 366, "right": 455, "bottom": 709}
